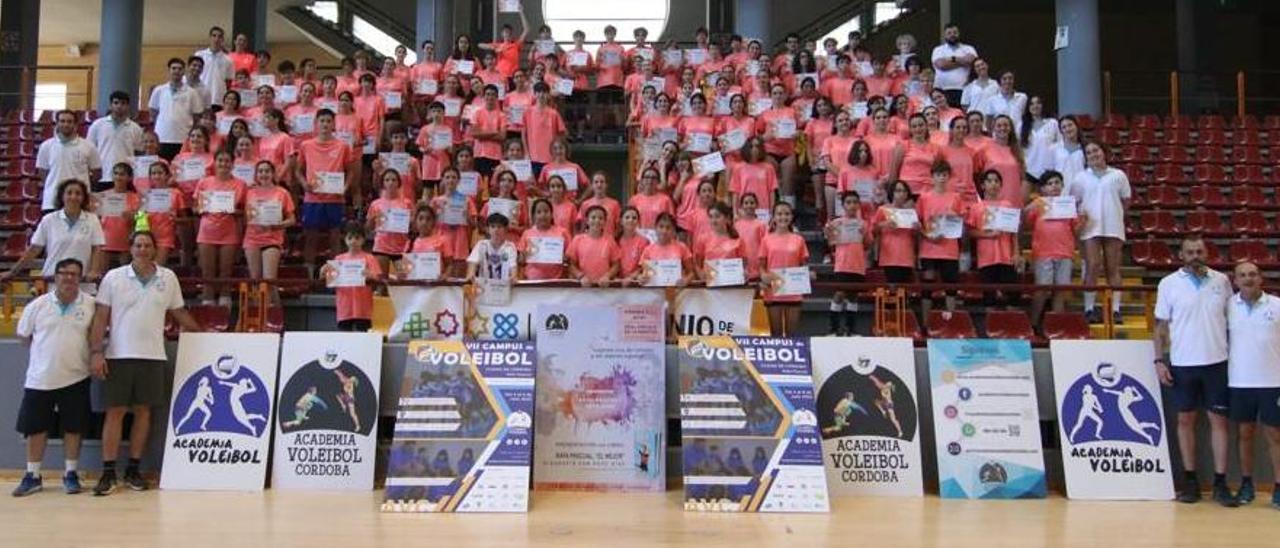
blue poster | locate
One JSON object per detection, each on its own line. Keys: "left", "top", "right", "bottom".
{"left": 928, "top": 339, "right": 1046, "bottom": 499}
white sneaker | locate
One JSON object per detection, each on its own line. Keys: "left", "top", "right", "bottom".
{"left": 217, "top": 296, "right": 232, "bottom": 307}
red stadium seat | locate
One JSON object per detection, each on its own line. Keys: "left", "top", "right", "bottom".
{"left": 1232, "top": 164, "right": 1266, "bottom": 185}
{"left": 1157, "top": 145, "right": 1190, "bottom": 163}
{"left": 1198, "top": 128, "right": 1227, "bottom": 146}
{"left": 1100, "top": 113, "right": 1128, "bottom": 129}
{"left": 1164, "top": 127, "right": 1192, "bottom": 145}
{"left": 1131, "top": 128, "right": 1159, "bottom": 145}
{"left": 1188, "top": 187, "right": 1228, "bottom": 208}
{"left": 1119, "top": 144, "right": 1153, "bottom": 163}
{"left": 1165, "top": 114, "right": 1193, "bottom": 129}
{"left": 0, "top": 181, "right": 27, "bottom": 203}
{"left": 1131, "top": 114, "right": 1161, "bottom": 130}
{"left": 872, "top": 309, "right": 922, "bottom": 343}
{"left": 1143, "top": 186, "right": 1182, "bottom": 209}
{"left": 1198, "top": 114, "right": 1226, "bottom": 130}
{"left": 1230, "top": 185, "right": 1270, "bottom": 209}
{"left": 1153, "top": 163, "right": 1188, "bottom": 185}
{"left": 1117, "top": 163, "right": 1151, "bottom": 185}
{"left": 1204, "top": 241, "right": 1224, "bottom": 266}
{"left": 0, "top": 203, "right": 37, "bottom": 229}
{"left": 1042, "top": 312, "right": 1091, "bottom": 340}
{"left": 1131, "top": 239, "right": 1175, "bottom": 267}
{"left": 1192, "top": 163, "right": 1227, "bottom": 184}
{"left": 1264, "top": 115, "right": 1280, "bottom": 131}
{"left": 1229, "top": 240, "right": 1275, "bottom": 266}
{"left": 1184, "top": 209, "right": 1224, "bottom": 235}
{"left": 276, "top": 265, "right": 312, "bottom": 297}
{"left": 1194, "top": 145, "right": 1228, "bottom": 164}
{"left": 985, "top": 311, "right": 1037, "bottom": 342}
{"left": 1, "top": 232, "right": 27, "bottom": 260}
{"left": 1233, "top": 115, "right": 1260, "bottom": 130}
{"left": 1231, "top": 146, "right": 1264, "bottom": 165}
{"left": 1074, "top": 114, "right": 1096, "bottom": 131}
{"left": 1230, "top": 209, "right": 1270, "bottom": 234}
{"left": 926, "top": 310, "right": 977, "bottom": 339}
{"left": 1096, "top": 127, "right": 1123, "bottom": 146}
{"left": 1233, "top": 129, "right": 1262, "bottom": 147}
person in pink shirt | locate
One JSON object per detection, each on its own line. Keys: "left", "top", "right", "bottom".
{"left": 294, "top": 108, "right": 357, "bottom": 274}
{"left": 759, "top": 202, "right": 810, "bottom": 336}
{"left": 965, "top": 111, "right": 992, "bottom": 150}
{"left": 1025, "top": 170, "right": 1083, "bottom": 327}
{"left": 546, "top": 176, "right": 578, "bottom": 234}
{"left": 975, "top": 114, "right": 1026, "bottom": 206}
{"left": 519, "top": 198, "right": 570, "bottom": 281}
{"left": 353, "top": 74, "right": 387, "bottom": 157}
{"left": 670, "top": 152, "right": 703, "bottom": 224}
{"left": 321, "top": 223, "right": 383, "bottom": 331}
{"left": 639, "top": 93, "right": 680, "bottom": 144}
{"left": 503, "top": 69, "right": 535, "bottom": 137}
{"left": 615, "top": 207, "right": 651, "bottom": 283}
{"left": 193, "top": 150, "right": 247, "bottom": 305}
{"left": 678, "top": 94, "right": 717, "bottom": 158}
{"left": 229, "top": 135, "right": 258, "bottom": 183}
{"left": 567, "top": 205, "right": 621, "bottom": 287}
{"left": 371, "top": 122, "right": 423, "bottom": 202}
{"left": 627, "top": 167, "right": 675, "bottom": 233}
{"left": 820, "top": 55, "right": 858, "bottom": 107}
{"left": 562, "top": 30, "right": 595, "bottom": 92}
{"left": 475, "top": 50, "right": 506, "bottom": 91}
{"left": 243, "top": 161, "right": 296, "bottom": 297}
{"left": 836, "top": 140, "right": 883, "bottom": 207}
{"left": 94, "top": 163, "right": 141, "bottom": 268}
{"left": 821, "top": 112, "right": 860, "bottom": 212}
{"left": 967, "top": 169, "right": 1020, "bottom": 310}
{"left": 376, "top": 57, "right": 408, "bottom": 118}
{"left": 172, "top": 127, "right": 215, "bottom": 207}
{"left": 416, "top": 102, "right": 454, "bottom": 190}
{"left": 756, "top": 84, "right": 801, "bottom": 203}
{"left": 478, "top": 9, "right": 528, "bottom": 79}
{"left": 895, "top": 114, "right": 944, "bottom": 195}
{"left": 537, "top": 138, "right": 589, "bottom": 200}
{"left": 694, "top": 201, "right": 747, "bottom": 285}
{"left": 430, "top": 167, "right": 479, "bottom": 277}
{"left": 872, "top": 180, "right": 919, "bottom": 283}
{"left": 595, "top": 25, "right": 627, "bottom": 90}
{"left": 285, "top": 82, "right": 320, "bottom": 142}
{"left": 576, "top": 171, "right": 621, "bottom": 234}
{"left": 861, "top": 108, "right": 905, "bottom": 180}
{"left": 366, "top": 169, "right": 416, "bottom": 275}
{"left": 393, "top": 204, "right": 452, "bottom": 281}
{"left": 256, "top": 108, "right": 295, "bottom": 173}
{"left": 823, "top": 191, "right": 869, "bottom": 335}
{"left": 468, "top": 84, "right": 507, "bottom": 177}
{"left": 481, "top": 169, "right": 525, "bottom": 236}
{"left": 734, "top": 193, "right": 768, "bottom": 281}
{"left": 728, "top": 138, "right": 779, "bottom": 212}
{"left": 521, "top": 82, "right": 567, "bottom": 169}
{"left": 806, "top": 97, "right": 837, "bottom": 222}
{"left": 410, "top": 40, "right": 444, "bottom": 104}
{"left": 942, "top": 116, "right": 979, "bottom": 206}
{"left": 716, "top": 94, "right": 756, "bottom": 169}
{"left": 636, "top": 212, "right": 694, "bottom": 287}
{"left": 680, "top": 180, "right": 718, "bottom": 252}
{"left": 133, "top": 132, "right": 165, "bottom": 195}
{"left": 141, "top": 162, "right": 185, "bottom": 266}
{"left": 492, "top": 140, "right": 533, "bottom": 200}
{"left": 917, "top": 162, "right": 965, "bottom": 313}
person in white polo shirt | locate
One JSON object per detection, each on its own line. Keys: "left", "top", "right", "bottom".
{"left": 86, "top": 90, "right": 144, "bottom": 192}
{"left": 36, "top": 110, "right": 101, "bottom": 213}
{"left": 147, "top": 57, "right": 202, "bottom": 161}
{"left": 87, "top": 231, "right": 200, "bottom": 496}
{"left": 10, "top": 258, "right": 95, "bottom": 497}
{"left": 1153, "top": 236, "right": 1237, "bottom": 506}
{"left": 930, "top": 23, "right": 978, "bottom": 108}
{"left": 1225, "top": 261, "right": 1280, "bottom": 509}
{"left": 1, "top": 179, "right": 104, "bottom": 282}
{"left": 194, "top": 26, "right": 234, "bottom": 123}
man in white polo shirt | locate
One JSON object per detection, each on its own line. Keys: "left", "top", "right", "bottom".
{"left": 87, "top": 231, "right": 200, "bottom": 496}
{"left": 35, "top": 110, "right": 101, "bottom": 213}
{"left": 194, "top": 26, "right": 234, "bottom": 120}
{"left": 930, "top": 23, "right": 978, "bottom": 109}
{"left": 147, "top": 57, "right": 202, "bottom": 161}
{"left": 1153, "top": 236, "right": 1237, "bottom": 506}
{"left": 1226, "top": 261, "right": 1280, "bottom": 509}
{"left": 10, "top": 258, "right": 95, "bottom": 497}
{"left": 86, "top": 90, "right": 144, "bottom": 192}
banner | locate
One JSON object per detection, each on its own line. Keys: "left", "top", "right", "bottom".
{"left": 160, "top": 333, "right": 280, "bottom": 491}
{"left": 672, "top": 288, "right": 754, "bottom": 337}
{"left": 272, "top": 332, "right": 383, "bottom": 490}
{"left": 678, "top": 336, "right": 830, "bottom": 512}
{"left": 533, "top": 304, "right": 667, "bottom": 491}
{"left": 811, "top": 337, "right": 923, "bottom": 497}
{"left": 387, "top": 286, "right": 465, "bottom": 341}
{"left": 382, "top": 340, "right": 536, "bottom": 513}
{"left": 927, "top": 339, "right": 1046, "bottom": 499}
{"left": 468, "top": 286, "right": 665, "bottom": 340}
{"left": 1050, "top": 340, "right": 1175, "bottom": 500}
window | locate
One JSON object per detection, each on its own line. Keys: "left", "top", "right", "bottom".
{"left": 353, "top": 16, "right": 418, "bottom": 64}
{"left": 542, "top": 0, "right": 669, "bottom": 55}
{"left": 34, "top": 83, "right": 67, "bottom": 114}
{"left": 819, "top": 16, "right": 862, "bottom": 50}
{"left": 307, "top": 1, "right": 339, "bottom": 24}
{"left": 874, "top": 1, "right": 904, "bottom": 26}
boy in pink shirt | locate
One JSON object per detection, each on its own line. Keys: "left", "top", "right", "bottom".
{"left": 322, "top": 222, "right": 383, "bottom": 331}
{"left": 1025, "top": 170, "right": 1083, "bottom": 327}
{"left": 823, "top": 191, "right": 867, "bottom": 335}
{"left": 294, "top": 109, "right": 357, "bottom": 274}
{"left": 521, "top": 82, "right": 566, "bottom": 171}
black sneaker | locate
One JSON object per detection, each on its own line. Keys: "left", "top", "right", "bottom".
{"left": 1177, "top": 483, "right": 1201, "bottom": 503}
{"left": 1085, "top": 308, "right": 1103, "bottom": 324}
{"left": 1212, "top": 484, "right": 1240, "bottom": 508}
{"left": 1238, "top": 481, "right": 1256, "bottom": 504}
{"left": 123, "top": 469, "right": 148, "bottom": 491}
{"left": 1112, "top": 310, "right": 1123, "bottom": 325}
{"left": 92, "top": 473, "right": 118, "bottom": 497}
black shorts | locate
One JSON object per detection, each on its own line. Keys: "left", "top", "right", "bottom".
{"left": 338, "top": 319, "right": 372, "bottom": 332}
{"left": 16, "top": 378, "right": 91, "bottom": 436}
{"left": 831, "top": 272, "right": 865, "bottom": 283}
{"left": 102, "top": 359, "right": 168, "bottom": 408}
{"left": 920, "top": 259, "right": 960, "bottom": 283}
{"left": 1229, "top": 387, "right": 1280, "bottom": 426}
{"left": 475, "top": 157, "right": 500, "bottom": 178}
{"left": 1169, "top": 362, "right": 1230, "bottom": 415}
{"left": 373, "top": 251, "right": 403, "bottom": 262}
{"left": 883, "top": 266, "right": 914, "bottom": 283}
{"left": 768, "top": 153, "right": 791, "bottom": 164}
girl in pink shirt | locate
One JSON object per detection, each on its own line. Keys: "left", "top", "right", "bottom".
{"left": 194, "top": 150, "right": 248, "bottom": 305}
{"left": 819, "top": 110, "right": 857, "bottom": 216}
{"left": 142, "top": 162, "right": 185, "bottom": 266}
{"left": 759, "top": 202, "right": 810, "bottom": 336}
{"left": 677, "top": 94, "right": 717, "bottom": 158}
{"left": 321, "top": 223, "right": 383, "bottom": 331}
{"left": 480, "top": 170, "right": 526, "bottom": 236}
{"left": 681, "top": 180, "right": 718, "bottom": 252}
{"left": 567, "top": 205, "right": 621, "bottom": 286}
{"left": 967, "top": 169, "right": 1020, "bottom": 310}
{"left": 917, "top": 163, "right": 966, "bottom": 313}
{"left": 975, "top": 114, "right": 1027, "bottom": 207}
{"left": 133, "top": 132, "right": 165, "bottom": 195}
{"left": 640, "top": 93, "right": 680, "bottom": 142}
{"left": 695, "top": 201, "right": 747, "bottom": 285}
{"left": 230, "top": 134, "right": 258, "bottom": 182}
{"left": 671, "top": 153, "right": 704, "bottom": 228}
{"left": 734, "top": 193, "right": 767, "bottom": 281}
{"left": 416, "top": 102, "right": 454, "bottom": 189}
{"left": 370, "top": 122, "right": 422, "bottom": 202}
{"left": 837, "top": 140, "right": 884, "bottom": 208}
{"left": 943, "top": 116, "right": 979, "bottom": 206}
{"left": 872, "top": 180, "right": 919, "bottom": 283}
{"left": 715, "top": 94, "right": 756, "bottom": 169}
{"left": 430, "top": 167, "right": 479, "bottom": 275}
{"left": 519, "top": 198, "right": 570, "bottom": 281}
{"left": 617, "top": 207, "right": 650, "bottom": 282}
{"left": 628, "top": 167, "right": 675, "bottom": 233}
{"left": 172, "top": 127, "right": 215, "bottom": 204}
{"left": 637, "top": 212, "right": 695, "bottom": 287}
{"left": 756, "top": 84, "right": 801, "bottom": 202}
{"left": 823, "top": 191, "right": 868, "bottom": 335}
{"left": 286, "top": 82, "right": 320, "bottom": 142}
{"left": 896, "top": 114, "right": 944, "bottom": 194}
{"left": 95, "top": 162, "right": 141, "bottom": 267}
{"left": 728, "top": 138, "right": 778, "bottom": 212}
{"left": 256, "top": 108, "right": 295, "bottom": 172}
{"left": 395, "top": 204, "right": 453, "bottom": 279}
{"left": 805, "top": 97, "right": 836, "bottom": 222}
{"left": 576, "top": 171, "right": 621, "bottom": 235}
{"left": 366, "top": 169, "right": 416, "bottom": 274}
{"left": 546, "top": 175, "right": 578, "bottom": 234}
{"left": 243, "top": 161, "right": 296, "bottom": 297}
{"left": 537, "top": 138, "right": 589, "bottom": 200}
{"left": 862, "top": 108, "right": 904, "bottom": 177}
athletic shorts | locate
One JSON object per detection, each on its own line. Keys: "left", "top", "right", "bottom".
{"left": 1229, "top": 387, "right": 1280, "bottom": 426}
{"left": 373, "top": 251, "right": 403, "bottom": 262}
{"left": 920, "top": 259, "right": 960, "bottom": 283}
{"left": 1169, "top": 361, "right": 1230, "bottom": 415}
{"left": 102, "top": 359, "right": 168, "bottom": 408}
{"left": 1034, "top": 258, "right": 1074, "bottom": 285}
{"left": 338, "top": 319, "right": 372, "bottom": 332}
{"left": 301, "top": 202, "right": 346, "bottom": 231}
{"left": 16, "top": 378, "right": 91, "bottom": 436}
{"left": 883, "top": 266, "right": 914, "bottom": 283}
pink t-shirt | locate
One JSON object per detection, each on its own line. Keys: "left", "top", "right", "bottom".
{"left": 1028, "top": 198, "right": 1079, "bottom": 260}
{"left": 368, "top": 197, "right": 415, "bottom": 254}
{"left": 299, "top": 138, "right": 354, "bottom": 204}
{"left": 628, "top": 193, "right": 675, "bottom": 229}
{"left": 828, "top": 216, "right": 868, "bottom": 275}
{"left": 256, "top": 131, "right": 296, "bottom": 171}
{"left": 899, "top": 140, "right": 943, "bottom": 194}
{"left": 618, "top": 234, "right": 650, "bottom": 277}
{"left": 143, "top": 186, "right": 185, "bottom": 249}
{"left": 521, "top": 105, "right": 566, "bottom": 164}
{"left": 734, "top": 217, "right": 767, "bottom": 280}
{"left": 916, "top": 189, "right": 963, "bottom": 260}
{"left": 873, "top": 206, "right": 917, "bottom": 268}
{"left": 194, "top": 176, "right": 247, "bottom": 245}
{"left": 760, "top": 232, "right": 810, "bottom": 302}
{"left": 640, "top": 240, "right": 693, "bottom": 278}
{"left": 821, "top": 134, "right": 859, "bottom": 185}
{"left": 966, "top": 199, "right": 1017, "bottom": 268}
{"left": 941, "top": 143, "right": 979, "bottom": 204}
{"left": 469, "top": 105, "right": 507, "bottom": 160}
{"left": 695, "top": 232, "right": 746, "bottom": 264}
{"left": 757, "top": 107, "right": 800, "bottom": 157}
{"left": 333, "top": 251, "right": 381, "bottom": 322}
{"left": 567, "top": 233, "right": 621, "bottom": 280}
{"left": 862, "top": 132, "right": 902, "bottom": 176}
{"left": 729, "top": 162, "right": 778, "bottom": 210}
{"left": 243, "top": 185, "right": 295, "bottom": 249}
{"left": 97, "top": 191, "right": 140, "bottom": 252}
{"left": 410, "top": 233, "right": 453, "bottom": 261}
{"left": 519, "top": 225, "right": 570, "bottom": 280}
{"left": 977, "top": 143, "right": 1025, "bottom": 206}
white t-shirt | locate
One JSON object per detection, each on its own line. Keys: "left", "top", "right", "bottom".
{"left": 195, "top": 48, "right": 234, "bottom": 109}
{"left": 1070, "top": 167, "right": 1131, "bottom": 240}
{"left": 1052, "top": 143, "right": 1085, "bottom": 196}
{"left": 36, "top": 137, "right": 101, "bottom": 210}
{"left": 1155, "top": 268, "right": 1231, "bottom": 367}
{"left": 1228, "top": 292, "right": 1280, "bottom": 388}
{"left": 930, "top": 42, "right": 978, "bottom": 90}
{"left": 147, "top": 83, "right": 202, "bottom": 144}
{"left": 466, "top": 239, "right": 518, "bottom": 281}
{"left": 1023, "top": 118, "right": 1060, "bottom": 178}
{"left": 30, "top": 210, "right": 105, "bottom": 278}
{"left": 96, "top": 264, "right": 185, "bottom": 361}
{"left": 960, "top": 78, "right": 998, "bottom": 110}
{"left": 15, "top": 290, "right": 95, "bottom": 390}
{"left": 86, "top": 117, "right": 144, "bottom": 182}
{"left": 977, "top": 91, "right": 1029, "bottom": 133}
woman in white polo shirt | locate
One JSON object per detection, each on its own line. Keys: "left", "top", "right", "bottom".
{"left": 1071, "top": 141, "right": 1130, "bottom": 324}
{"left": 1, "top": 179, "right": 104, "bottom": 282}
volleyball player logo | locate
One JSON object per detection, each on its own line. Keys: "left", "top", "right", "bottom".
{"left": 172, "top": 354, "right": 271, "bottom": 437}
{"left": 816, "top": 357, "right": 917, "bottom": 441}
{"left": 1060, "top": 363, "right": 1163, "bottom": 446}
{"left": 277, "top": 350, "right": 377, "bottom": 435}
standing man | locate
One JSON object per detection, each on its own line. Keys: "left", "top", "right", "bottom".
{"left": 185, "top": 55, "right": 211, "bottom": 113}
{"left": 194, "top": 26, "right": 234, "bottom": 112}
{"left": 88, "top": 231, "right": 201, "bottom": 495}
{"left": 35, "top": 110, "right": 101, "bottom": 213}
{"left": 85, "top": 91, "right": 144, "bottom": 192}
{"left": 147, "top": 58, "right": 202, "bottom": 161}
{"left": 11, "top": 258, "right": 96, "bottom": 497}
{"left": 1153, "top": 236, "right": 1237, "bottom": 506}
{"left": 930, "top": 23, "right": 978, "bottom": 108}
{"left": 1226, "top": 261, "right": 1280, "bottom": 508}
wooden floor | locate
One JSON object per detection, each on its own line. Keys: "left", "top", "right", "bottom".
{"left": 2, "top": 483, "right": 1279, "bottom": 547}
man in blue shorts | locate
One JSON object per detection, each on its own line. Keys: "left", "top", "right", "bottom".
{"left": 1226, "top": 261, "right": 1280, "bottom": 509}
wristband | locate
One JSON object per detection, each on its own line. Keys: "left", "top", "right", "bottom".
{"left": 1154, "top": 357, "right": 1169, "bottom": 366}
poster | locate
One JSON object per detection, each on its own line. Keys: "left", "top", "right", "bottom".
{"left": 928, "top": 339, "right": 1046, "bottom": 499}
{"left": 672, "top": 288, "right": 754, "bottom": 337}
{"left": 272, "top": 333, "right": 383, "bottom": 490}
{"left": 387, "top": 286, "right": 465, "bottom": 340}
{"left": 811, "top": 337, "right": 923, "bottom": 497}
{"left": 468, "top": 286, "right": 664, "bottom": 340}
{"left": 678, "top": 337, "right": 829, "bottom": 512}
{"left": 160, "top": 333, "right": 280, "bottom": 491}
{"left": 382, "top": 341, "right": 535, "bottom": 513}
{"left": 1051, "top": 340, "right": 1174, "bottom": 500}
{"left": 533, "top": 304, "right": 666, "bottom": 491}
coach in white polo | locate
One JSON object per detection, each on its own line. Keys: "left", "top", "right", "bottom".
{"left": 87, "top": 231, "right": 200, "bottom": 496}
{"left": 1153, "top": 236, "right": 1237, "bottom": 506}
{"left": 85, "top": 90, "right": 144, "bottom": 191}
{"left": 147, "top": 57, "right": 202, "bottom": 161}
{"left": 1226, "top": 261, "right": 1280, "bottom": 508}
{"left": 35, "top": 110, "right": 101, "bottom": 213}
{"left": 929, "top": 23, "right": 978, "bottom": 108}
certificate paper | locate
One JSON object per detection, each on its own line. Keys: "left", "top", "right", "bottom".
{"left": 326, "top": 260, "right": 367, "bottom": 288}
{"left": 526, "top": 236, "right": 565, "bottom": 265}
{"left": 98, "top": 193, "right": 127, "bottom": 217}
{"left": 693, "top": 152, "right": 726, "bottom": 176}
{"left": 891, "top": 208, "right": 919, "bottom": 229}
{"left": 508, "top": 160, "right": 533, "bottom": 182}
{"left": 134, "top": 155, "right": 159, "bottom": 178}
{"left": 1045, "top": 196, "right": 1078, "bottom": 220}
{"left": 252, "top": 200, "right": 283, "bottom": 225}
{"left": 719, "top": 129, "right": 747, "bottom": 152}
{"left": 317, "top": 171, "right": 345, "bottom": 194}
{"left": 931, "top": 214, "right": 965, "bottom": 239}
{"left": 773, "top": 118, "right": 797, "bottom": 139}
{"left": 643, "top": 259, "right": 681, "bottom": 287}
{"left": 774, "top": 266, "right": 812, "bottom": 296}
{"left": 382, "top": 207, "right": 411, "bottom": 234}
{"left": 380, "top": 152, "right": 411, "bottom": 175}
{"left": 488, "top": 197, "right": 519, "bottom": 222}
{"left": 835, "top": 219, "right": 863, "bottom": 244}
{"left": 145, "top": 189, "right": 174, "bottom": 213}
{"left": 547, "top": 168, "right": 578, "bottom": 191}
{"left": 402, "top": 252, "right": 442, "bottom": 281}
{"left": 180, "top": 158, "right": 206, "bottom": 181}
{"left": 203, "top": 190, "right": 236, "bottom": 214}
{"left": 688, "top": 132, "right": 713, "bottom": 153}
{"left": 706, "top": 258, "right": 745, "bottom": 287}
{"left": 457, "top": 171, "right": 480, "bottom": 196}
{"left": 414, "top": 79, "right": 439, "bottom": 95}
{"left": 985, "top": 206, "right": 1021, "bottom": 233}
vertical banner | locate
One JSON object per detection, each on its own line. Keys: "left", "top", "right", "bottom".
{"left": 678, "top": 336, "right": 829, "bottom": 512}
{"left": 811, "top": 337, "right": 923, "bottom": 497}
{"left": 272, "top": 332, "right": 383, "bottom": 490}
{"left": 928, "top": 339, "right": 1046, "bottom": 499}
{"left": 382, "top": 341, "right": 536, "bottom": 513}
{"left": 387, "top": 286, "right": 465, "bottom": 341}
{"left": 1051, "top": 340, "right": 1174, "bottom": 500}
{"left": 160, "top": 333, "right": 280, "bottom": 491}
{"left": 672, "top": 288, "right": 755, "bottom": 337}
{"left": 533, "top": 304, "right": 667, "bottom": 491}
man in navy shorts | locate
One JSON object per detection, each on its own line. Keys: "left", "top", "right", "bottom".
{"left": 1226, "top": 261, "right": 1280, "bottom": 509}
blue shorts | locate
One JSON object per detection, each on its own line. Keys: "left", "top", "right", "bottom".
{"left": 1230, "top": 387, "right": 1280, "bottom": 426}
{"left": 301, "top": 202, "right": 345, "bottom": 231}
{"left": 1169, "top": 362, "right": 1230, "bottom": 415}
